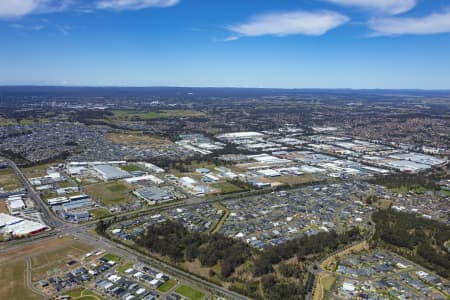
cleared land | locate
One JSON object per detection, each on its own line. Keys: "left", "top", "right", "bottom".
{"left": 84, "top": 182, "right": 132, "bottom": 207}
{"left": 0, "top": 200, "right": 9, "bottom": 213}
{"left": 67, "top": 288, "right": 106, "bottom": 300}
{"left": 0, "top": 237, "right": 93, "bottom": 300}
{"left": 211, "top": 182, "right": 243, "bottom": 194}
{"left": 106, "top": 132, "right": 173, "bottom": 149}
{"left": 175, "top": 285, "right": 205, "bottom": 300}
{"left": 21, "top": 163, "right": 54, "bottom": 178}
{"left": 0, "top": 168, "right": 22, "bottom": 191}
{"left": 0, "top": 260, "right": 40, "bottom": 300}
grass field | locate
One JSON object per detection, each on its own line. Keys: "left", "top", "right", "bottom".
{"left": 21, "top": 163, "right": 54, "bottom": 178}
{"left": 157, "top": 279, "right": 177, "bottom": 293}
{"left": 176, "top": 285, "right": 205, "bottom": 300}
{"left": 0, "top": 260, "right": 41, "bottom": 300}
{"left": 0, "top": 237, "right": 94, "bottom": 300}
{"left": 0, "top": 200, "right": 9, "bottom": 213}
{"left": 103, "top": 253, "right": 122, "bottom": 262}
{"left": 84, "top": 182, "right": 132, "bottom": 207}
{"left": 0, "top": 168, "right": 22, "bottom": 191}
{"left": 117, "top": 262, "right": 134, "bottom": 273}
{"left": 106, "top": 132, "right": 173, "bottom": 149}
{"left": 67, "top": 288, "right": 105, "bottom": 300}
{"left": 211, "top": 182, "right": 243, "bottom": 194}
{"left": 110, "top": 109, "right": 205, "bottom": 121}
{"left": 89, "top": 208, "right": 111, "bottom": 219}
{"left": 119, "top": 164, "right": 146, "bottom": 172}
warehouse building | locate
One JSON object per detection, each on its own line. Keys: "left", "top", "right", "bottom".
{"left": 133, "top": 187, "right": 174, "bottom": 205}
{"left": 93, "top": 164, "right": 131, "bottom": 181}
{"left": 0, "top": 213, "right": 47, "bottom": 238}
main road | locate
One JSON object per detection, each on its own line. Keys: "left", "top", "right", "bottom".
{"left": 1, "top": 157, "right": 250, "bottom": 300}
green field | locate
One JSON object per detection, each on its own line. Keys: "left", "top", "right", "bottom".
{"left": 85, "top": 182, "right": 131, "bottom": 207}
{"left": 89, "top": 208, "right": 111, "bottom": 219}
{"left": 211, "top": 182, "right": 242, "bottom": 194}
{"left": 103, "top": 253, "right": 122, "bottom": 262}
{"left": 158, "top": 279, "right": 177, "bottom": 293}
{"left": 175, "top": 285, "right": 205, "bottom": 300}
{"left": 111, "top": 109, "right": 206, "bottom": 121}
{"left": 117, "top": 262, "right": 135, "bottom": 273}
{"left": 120, "top": 164, "right": 146, "bottom": 172}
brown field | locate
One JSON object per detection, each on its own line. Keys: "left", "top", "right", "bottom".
{"left": 106, "top": 132, "right": 172, "bottom": 149}
{"left": 0, "top": 200, "right": 9, "bottom": 213}
{"left": 276, "top": 174, "right": 318, "bottom": 186}
{"left": 313, "top": 272, "right": 336, "bottom": 300}
{"left": 0, "top": 168, "right": 22, "bottom": 192}
{"left": 21, "top": 163, "right": 54, "bottom": 178}
{"left": 0, "top": 237, "right": 93, "bottom": 300}
{"left": 0, "top": 260, "right": 41, "bottom": 300}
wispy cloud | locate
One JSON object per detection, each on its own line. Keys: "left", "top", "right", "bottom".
{"left": 226, "top": 10, "right": 349, "bottom": 40}
{"left": 0, "top": 0, "right": 71, "bottom": 19}
{"left": 96, "top": 0, "right": 180, "bottom": 10}
{"left": 324, "top": 0, "right": 416, "bottom": 15}
{"left": 9, "top": 23, "right": 45, "bottom": 30}
{"left": 369, "top": 10, "right": 450, "bottom": 36}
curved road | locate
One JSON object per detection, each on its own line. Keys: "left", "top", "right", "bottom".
{"left": 2, "top": 157, "right": 250, "bottom": 300}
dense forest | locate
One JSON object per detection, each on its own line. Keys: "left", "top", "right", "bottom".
{"left": 372, "top": 209, "right": 450, "bottom": 278}
{"left": 135, "top": 220, "right": 251, "bottom": 279}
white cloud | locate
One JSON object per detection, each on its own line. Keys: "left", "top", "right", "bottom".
{"left": 324, "top": 0, "right": 416, "bottom": 15}
{"left": 227, "top": 10, "right": 349, "bottom": 40}
{"left": 97, "top": 0, "right": 180, "bottom": 10}
{"left": 369, "top": 11, "right": 450, "bottom": 36}
{"left": 0, "top": 0, "right": 70, "bottom": 19}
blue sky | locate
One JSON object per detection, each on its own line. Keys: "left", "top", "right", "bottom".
{"left": 1, "top": 0, "right": 450, "bottom": 89}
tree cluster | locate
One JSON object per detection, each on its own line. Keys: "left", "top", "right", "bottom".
{"left": 372, "top": 209, "right": 450, "bottom": 278}
{"left": 135, "top": 221, "right": 251, "bottom": 278}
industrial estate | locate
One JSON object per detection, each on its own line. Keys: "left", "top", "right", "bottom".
{"left": 0, "top": 87, "right": 449, "bottom": 300}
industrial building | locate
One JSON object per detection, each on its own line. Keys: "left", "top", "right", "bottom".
{"left": 0, "top": 213, "right": 47, "bottom": 238}
{"left": 93, "top": 164, "right": 131, "bottom": 181}
{"left": 133, "top": 187, "right": 174, "bottom": 205}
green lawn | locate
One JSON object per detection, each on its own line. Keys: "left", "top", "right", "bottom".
{"left": 89, "top": 208, "right": 111, "bottom": 219}
{"left": 175, "top": 285, "right": 205, "bottom": 300}
{"left": 120, "top": 164, "right": 146, "bottom": 172}
{"left": 67, "top": 288, "right": 105, "bottom": 300}
{"left": 103, "top": 253, "right": 122, "bottom": 262}
{"left": 117, "top": 262, "right": 135, "bottom": 273}
{"left": 157, "top": 279, "right": 177, "bottom": 293}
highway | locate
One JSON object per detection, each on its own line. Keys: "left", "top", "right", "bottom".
{"left": 1, "top": 157, "right": 250, "bottom": 300}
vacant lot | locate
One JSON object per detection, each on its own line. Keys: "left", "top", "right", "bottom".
{"left": 106, "top": 132, "right": 173, "bottom": 149}
{"left": 157, "top": 279, "right": 177, "bottom": 293}
{"left": 0, "top": 200, "right": 9, "bottom": 213}
{"left": 0, "top": 260, "right": 40, "bottom": 300}
{"left": 211, "top": 182, "right": 243, "bottom": 194}
{"left": 0, "top": 168, "right": 22, "bottom": 191}
{"left": 84, "top": 182, "right": 132, "bottom": 207}
{"left": 89, "top": 208, "right": 111, "bottom": 219}
{"left": 175, "top": 285, "right": 205, "bottom": 300}
{"left": 68, "top": 288, "right": 106, "bottom": 300}
{"left": 21, "top": 163, "right": 54, "bottom": 178}
{"left": 0, "top": 237, "right": 93, "bottom": 300}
